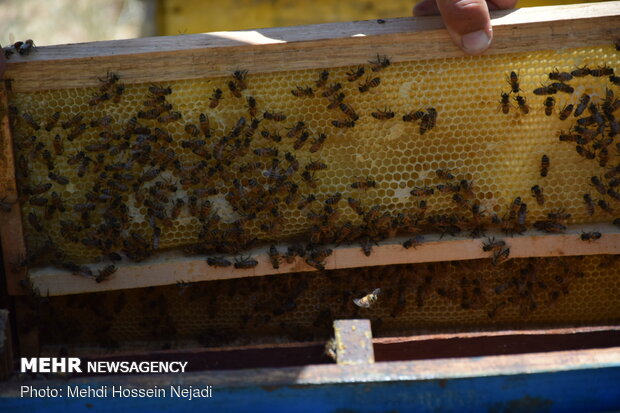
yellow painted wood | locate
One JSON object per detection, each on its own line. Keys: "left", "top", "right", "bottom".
{"left": 157, "top": 0, "right": 607, "bottom": 35}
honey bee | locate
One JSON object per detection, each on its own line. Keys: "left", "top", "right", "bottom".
{"left": 533, "top": 84, "right": 557, "bottom": 96}
{"left": 347, "top": 197, "right": 364, "bottom": 215}
{"left": 291, "top": 86, "right": 314, "bottom": 97}
{"left": 21, "top": 112, "right": 40, "bottom": 130}
{"left": 233, "top": 69, "right": 248, "bottom": 90}
{"left": 514, "top": 95, "right": 529, "bottom": 114}
{"left": 245, "top": 96, "right": 258, "bottom": 118}
{"left": 17, "top": 39, "right": 35, "bottom": 55}
{"left": 589, "top": 65, "right": 614, "bottom": 77}
{"left": 96, "top": 265, "right": 117, "bottom": 283}
{"left": 234, "top": 256, "right": 258, "bottom": 269}
{"left": 67, "top": 123, "right": 87, "bottom": 141}
{"left": 297, "top": 194, "right": 317, "bottom": 210}
{"left": 507, "top": 71, "right": 520, "bottom": 93}
{"left": 207, "top": 257, "right": 232, "bottom": 267}
{"left": 580, "top": 231, "right": 602, "bottom": 242}
{"left": 301, "top": 170, "right": 319, "bottom": 188}
{"left": 286, "top": 121, "right": 306, "bottom": 139}
{"left": 253, "top": 147, "right": 278, "bottom": 157}
{"left": 41, "top": 149, "right": 54, "bottom": 170}
{"left": 158, "top": 111, "right": 182, "bottom": 123}
{"left": 331, "top": 119, "right": 355, "bottom": 128}
{"left": 347, "top": 66, "right": 365, "bottom": 81}
{"left": 263, "top": 111, "right": 286, "bottom": 121}
{"left": 436, "top": 168, "right": 455, "bottom": 181}
{"left": 608, "top": 187, "right": 620, "bottom": 201}
{"left": 29, "top": 196, "right": 48, "bottom": 206}
{"left": 576, "top": 145, "right": 595, "bottom": 160}
{"left": 580, "top": 193, "right": 595, "bottom": 216}
{"left": 227, "top": 80, "right": 242, "bottom": 98}
{"left": 498, "top": 92, "right": 511, "bottom": 114}
{"left": 482, "top": 237, "right": 506, "bottom": 252}
{"left": 309, "top": 133, "right": 327, "bottom": 153}
{"left": 549, "top": 68, "right": 573, "bottom": 82}
{"left": 51, "top": 134, "right": 64, "bottom": 156}
{"left": 550, "top": 82, "right": 574, "bottom": 94}
{"left": 558, "top": 104, "right": 573, "bottom": 120}
{"left": 326, "top": 93, "right": 345, "bottom": 110}
{"left": 350, "top": 177, "right": 376, "bottom": 190}
{"left": 419, "top": 108, "right": 437, "bottom": 134}
{"left": 591, "top": 176, "right": 606, "bottom": 195}
{"left": 28, "top": 212, "right": 43, "bottom": 232}
{"left": 304, "top": 161, "right": 326, "bottom": 172}
{"left": 89, "top": 93, "right": 110, "bottom": 106}
{"left": 403, "top": 235, "right": 424, "bottom": 249}
{"left": 113, "top": 84, "right": 125, "bottom": 103}
{"left": 48, "top": 172, "right": 69, "bottom": 185}
{"left": 540, "top": 154, "right": 550, "bottom": 177}
{"left": 574, "top": 93, "right": 590, "bottom": 117}
{"left": 43, "top": 111, "right": 61, "bottom": 131}
{"left": 358, "top": 77, "right": 380, "bottom": 93}
{"left": 149, "top": 85, "right": 172, "bottom": 96}
{"left": 183, "top": 124, "right": 200, "bottom": 138}
{"left": 531, "top": 185, "right": 544, "bottom": 205}
{"left": 371, "top": 108, "right": 395, "bottom": 120}
{"left": 321, "top": 83, "right": 342, "bottom": 98}
{"left": 261, "top": 129, "right": 282, "bottom": 143}
{"left": 403, "top": 110, "right": 425, "bottom": 122}
{"left": 315, "top": 70, "right": 329, "bottom": 88}
{"left": 571, "top": 65, "right": 590, "bottom": 77}
{"left": 324, "top": 192, "right": 342, "bottom": 205}
{"left": 610, "top": 75, "right": 620, "bottom": 85}
{"left": 268, "top": 245, "right": 281, "bottom": 269}
{"left": 491, "top": 246, "right": 511, "bottom": 266}
{"left": 598, "top": 199, "right": 614, "bottom": 213}
{"left": 369, "top": 54, "right": 390, "bottom": 72}
{"left": 410, "top": 186, "right": 434, "bottom": 197}
{"left": 208, "top": 88, "right": 223, "bottom": 108}
{"left": 353, "top": 288, "right": 381, "bottom": 308}
{"left": 543, "top": 97, "right": 555, "bottom": 116}
{"left": 338, "top": 103, "right": 359, "bottom": 120}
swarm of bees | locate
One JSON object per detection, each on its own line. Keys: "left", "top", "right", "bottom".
{"left": 7, "top": 42, "right": 620, "bottom": 297}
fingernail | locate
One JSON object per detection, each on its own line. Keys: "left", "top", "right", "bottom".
{"left": 461, "top": 30, "right": 491, "bottom": 54}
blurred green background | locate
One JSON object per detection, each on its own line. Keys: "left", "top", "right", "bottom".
{"left": 0, "top": 0, "right": 608, "bottom": 46}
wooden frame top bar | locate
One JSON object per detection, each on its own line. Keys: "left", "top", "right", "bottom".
{"left": 4, "top": 2, "right": 620, "bottom": 93}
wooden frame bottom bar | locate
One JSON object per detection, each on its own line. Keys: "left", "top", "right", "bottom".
{"left": 27, "top": 223, "right": 620, "bottom": 296}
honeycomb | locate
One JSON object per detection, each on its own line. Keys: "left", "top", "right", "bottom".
{"left": 5, "top": 43, "right": 620, "bottom": 269}
{"left": 34, "top": 255, "right": 620, "bottom": 353}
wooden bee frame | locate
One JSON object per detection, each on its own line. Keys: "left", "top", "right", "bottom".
{"left": 1, "top": 2, "right": 620, "bottom": 297}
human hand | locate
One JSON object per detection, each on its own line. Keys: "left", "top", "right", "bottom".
{"left": 414, "top": 0, "right": 517, "bottom": 55}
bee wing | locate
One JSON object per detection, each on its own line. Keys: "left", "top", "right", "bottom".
{"left": 353, "top": 296, "right": 370, "bottom": 308}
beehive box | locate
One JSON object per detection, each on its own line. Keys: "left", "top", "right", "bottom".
{"left": 1, "top": 3, "right": 620, "bottom": 357}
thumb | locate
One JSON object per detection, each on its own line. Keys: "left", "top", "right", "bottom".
{"left": 436, "top": 0, "right": 492, "bottom": 55}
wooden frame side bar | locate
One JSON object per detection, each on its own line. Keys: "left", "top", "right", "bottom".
{"left": 28, "top": 223, "right": 620, "bottom": 296}
{"left": 0, "top": 82, "right": 27, "bottom": 296}
{"left": 3, "top": 2, "right": 620, "bottom": 92}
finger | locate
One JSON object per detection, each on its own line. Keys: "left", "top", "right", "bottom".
{"left": 413, "top": 0, "right": 440, "bottom": 16}
{"left": 436, "top": 0, "right": 492, "bottom": 55}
